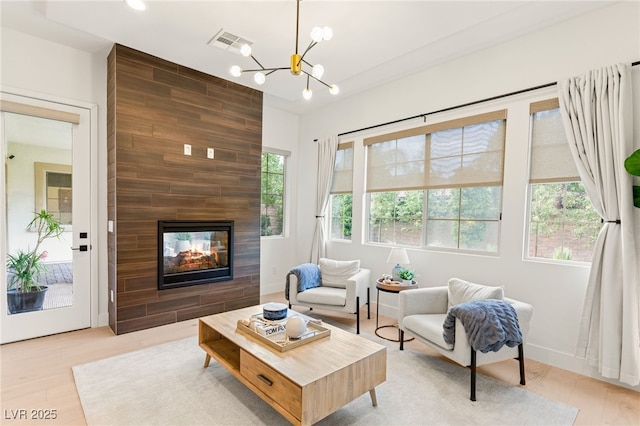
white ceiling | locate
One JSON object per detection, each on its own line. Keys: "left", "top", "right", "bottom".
{"left": 1, "top": 0, "right": 613, "bottom": 115}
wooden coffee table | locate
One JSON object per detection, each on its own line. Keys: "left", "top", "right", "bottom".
{"left": 199, "top": 305, "right": 387, "bottom": 426}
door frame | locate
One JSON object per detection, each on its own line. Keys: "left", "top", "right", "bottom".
{"left": 0, "top": 87, "right": 99, "bottom": 340}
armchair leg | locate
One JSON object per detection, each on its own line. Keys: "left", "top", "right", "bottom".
{"left": 367, "top": 287, "right": 371, "bottom": 319}
{"left": 518, "top": 343, "right": 526, "bottom": 385}
{"left": 470, "top": 348, "right": 477, "bottom": 401}
{"left": 356, "top": 296, "right": 360, "bottom": 334}
{"left": 400, "top": 330, "right": 405, "bottom": 350}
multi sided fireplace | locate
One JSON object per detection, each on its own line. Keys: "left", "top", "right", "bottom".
{"left": 158, "top": 220, "right": 234, "bottom": 290}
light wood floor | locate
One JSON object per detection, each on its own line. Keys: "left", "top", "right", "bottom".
{"left": 1, "top": 293, "right": 638, "bottom": 426}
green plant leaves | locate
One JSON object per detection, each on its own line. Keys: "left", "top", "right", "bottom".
{"left": 624, "top": 149, "right": 640, "bottom": 176}
{"left": 626, "top": 149, "right": 640, "bottom": 208}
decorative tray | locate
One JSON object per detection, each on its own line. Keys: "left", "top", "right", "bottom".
{"left": 236, "top": 312, "right": 331, "bottom": 352}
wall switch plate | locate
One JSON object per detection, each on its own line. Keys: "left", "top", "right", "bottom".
{"left": 207, "top": 148, "right": 214, "bottom": 159}
{"left": 184, "top": 144, "right": 191, "bottom": 156}
{"left": 110, "top": 289, "right": 114, "bottom": 303}
{"left": 108, "top": 220, "right": 114, "bottom": 233}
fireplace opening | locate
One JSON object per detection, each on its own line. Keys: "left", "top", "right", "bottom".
{"left": 158, "top": 220, "right": 234, "bottom": 290}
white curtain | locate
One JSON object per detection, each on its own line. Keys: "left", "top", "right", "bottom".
{"left": 559, "top": 63, "right": 640, "bottom": 386}
{"left": 310, "top": 135, "right": 338, "bottom": 264}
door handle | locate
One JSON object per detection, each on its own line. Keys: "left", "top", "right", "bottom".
{"left": 71, "top": 245, "right": 89, "bottom": 251}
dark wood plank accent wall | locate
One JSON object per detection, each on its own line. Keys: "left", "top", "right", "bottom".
{"left": 107, "top": 44, "right": 263, "bottom": 334}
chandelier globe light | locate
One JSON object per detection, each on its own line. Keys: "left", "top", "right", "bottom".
{"left": 229, "top": 0, "right": 339, "bottom": 100}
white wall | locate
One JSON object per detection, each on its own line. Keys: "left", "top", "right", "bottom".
{"left": 295, "top": 1, "right": 640, "bottom": 389}
{"left": 259, "top": 104, "right": 300, "bottom": 295}
{"left": 1, "top": 28, "right": 109, "bottom": 326}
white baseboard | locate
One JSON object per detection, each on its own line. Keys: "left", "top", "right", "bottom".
{"left": 525, "top": 343, "right": 639, "bottom": 392}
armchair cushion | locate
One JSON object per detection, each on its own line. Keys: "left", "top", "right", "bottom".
{"left": 448, "top": 277, "right": 504, "bottom": 307}
{"left": 319, "top": 258, "right": 360, "bottom": 289}
{"left": 296, "top": 286, "right": 346, "bottom": 306}
{"left": 403, "top": 314, "right": 453, "bottom": 350}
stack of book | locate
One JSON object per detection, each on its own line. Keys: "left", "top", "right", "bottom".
{"left": 250, "top": 312, "right": 290, "bottom": 337}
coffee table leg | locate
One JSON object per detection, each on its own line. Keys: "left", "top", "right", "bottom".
{"left": 204, "top": 354, "right": 211, "bottom": 368}
{"left": 369, "top": 389, "right": 378, "bottom": 406}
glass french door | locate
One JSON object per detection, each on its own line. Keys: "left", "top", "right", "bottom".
{"left": 1, "top": 93, "right": 93, "bottom": 343}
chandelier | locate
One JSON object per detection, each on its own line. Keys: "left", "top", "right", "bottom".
{"left": 229, "top": 0, "right": 339, "bottom": 100}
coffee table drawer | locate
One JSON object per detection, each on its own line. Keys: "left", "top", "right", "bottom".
{"left": 240, "top": 350, "right": 302, "bottom": 419}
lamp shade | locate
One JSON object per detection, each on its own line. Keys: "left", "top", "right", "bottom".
{"left": 386, "top": 247, "right": 410, "bottom": 265}
{"left": 386, "top": 247, "right": 410, "bottom": 281}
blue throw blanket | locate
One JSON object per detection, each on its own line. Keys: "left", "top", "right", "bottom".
{"left": 442, "top": 300, "right": 522, "bottom": 353}
{"left": 285, "top": 263, "right": 321, "bottom": 301}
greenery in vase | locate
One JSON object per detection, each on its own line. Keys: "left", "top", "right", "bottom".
{"left": 6, "top": 210, "right": 64, "bottom": 293}
{"left": 624, "top": 149, "right": 640, "bottom": 208}
{"left": 398, "top": 268, "right": 415, "bottom": 281}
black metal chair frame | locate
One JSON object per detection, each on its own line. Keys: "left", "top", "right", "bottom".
{"left": 289, "top": 288, "right": 370, "bottom": 334}
{"left": 400, "top": 330, "right": 526, "bottom": 401}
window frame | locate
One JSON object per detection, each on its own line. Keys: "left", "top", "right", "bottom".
{"left": 364, "top": 110, "right": 506, "bottom": 254}
{"left": 34, "top": 161, "right": 72, "bottom": 226}
{"left": 260, "top": 148, "right": 289, "bottom": 238}
{"left": 328, "top": 142, "right": 354, "bottom": 241}
{"left": 525, "top": 100, "right": 600, "bottom": 263}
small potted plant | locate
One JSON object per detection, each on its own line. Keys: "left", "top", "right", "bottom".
{"left": 624, "top": 148, "right": 640, "bottom": 208}
{"left": 6, "top": 210, "right": 63, "bottom": 314}
{"left": 398, "top": 268, "right": 415, "bottom": 286}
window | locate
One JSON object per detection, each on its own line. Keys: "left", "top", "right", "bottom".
{"left": 329, "top": 142, "right": 353, "bottom": 240}
{"left": 368, "top": 190, "right": 423, "bottom": 246}
{"left": 35, "top": 162, "right": 72, "bottom": 225}
{"left": 527, "top": 99, "right": 600, "bottom": 262}
{"left": 261, "top": 150, "right": 287, "bottom": 237}
{"left": 365, "top": 110, "right": 506, "bottom": 252}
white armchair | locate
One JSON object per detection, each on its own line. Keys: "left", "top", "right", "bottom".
{"left": 398, "top": 278, "right": 534, "bottom": 401}
{"left": 286, "top": 258, "right": 371, "bottom": 334}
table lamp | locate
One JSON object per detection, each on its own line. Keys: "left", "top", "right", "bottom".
{"left": 386, "top": 247, "right": 410, "bottom": 281}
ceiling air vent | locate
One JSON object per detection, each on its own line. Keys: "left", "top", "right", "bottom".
{"left": 208, "top": 29, "right": 253, "bottom": 55}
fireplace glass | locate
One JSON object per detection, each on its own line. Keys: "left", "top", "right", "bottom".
{"left": 158, "top": 220, "right": 233, "bottom": 290}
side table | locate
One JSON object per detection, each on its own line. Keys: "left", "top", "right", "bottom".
{"left": 375, "top": 278, "right": 418, "bottom": 342}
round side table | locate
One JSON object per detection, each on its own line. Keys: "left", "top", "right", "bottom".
{"left": 375, "top": 278, "right": 418, "bottom": 342}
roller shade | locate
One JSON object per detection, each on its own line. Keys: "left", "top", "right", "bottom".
{"left": 366, "top": 110, "right": 506, "bottom": 192}
{"left": 330, "top": 142, "right": 353, "bottom": 194}
{"left": 529, "top": 99, "right": 580, "bottom": 183}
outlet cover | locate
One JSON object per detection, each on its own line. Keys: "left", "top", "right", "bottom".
{"left": 184, "top": 144, "right": 192, "bottom": 156}
{"left": 207, "top": 148, "right": 215, "bottom": 159}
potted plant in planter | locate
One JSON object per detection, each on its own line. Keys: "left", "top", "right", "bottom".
{"left": 6, "top": 210, "right": 64, "bottom": 314}
{"left": 398, "top": 268, "right": 415, "bottom": 286}
{"left": 624, "top": 149, "right": 640, "bottom": 208}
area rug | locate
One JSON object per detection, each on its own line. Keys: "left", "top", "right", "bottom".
{"left": 73, "top": 335, "right": 578, "bottom": 426}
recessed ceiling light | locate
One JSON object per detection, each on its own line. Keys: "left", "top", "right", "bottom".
{"left": 125, "top": 0, "right": 146, "bottom": 11}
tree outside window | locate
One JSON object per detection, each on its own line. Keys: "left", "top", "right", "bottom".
{"left": 368, "top": 191, "right": 423, "bottom": 246}
{"left": 528, "top": 182, "right": 600, "bottom": 261}
{"left": 330, "top": 194, "right": 352, "bottom": 240}
{"left": 261, "top": 152, "right": 285, "bottom": 237}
